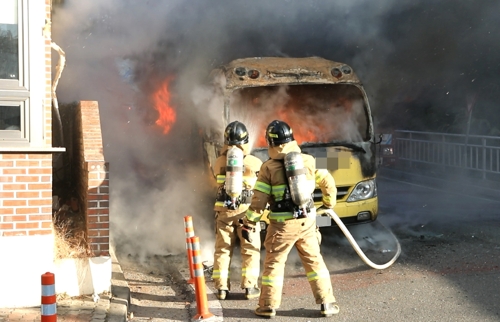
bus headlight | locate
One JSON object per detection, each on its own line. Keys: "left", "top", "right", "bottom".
{"left": 347, "top": 179, "right": 377, "bottom": 202}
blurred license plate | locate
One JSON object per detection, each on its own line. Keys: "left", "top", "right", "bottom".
{"left": 316, "top": 216, "right": 331, "bottom": 227}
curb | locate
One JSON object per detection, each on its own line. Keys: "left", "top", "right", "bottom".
{"left": 108, "top": 248, "right": 130, "bottom": 322}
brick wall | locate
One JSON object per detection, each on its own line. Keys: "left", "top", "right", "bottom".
{"left": 0, "top": 0, "right": 54, "bottom": 238}
{"left": 0, "top": 154, "right": 53, "bottom": 236}
{"left": 74, "top": 101, "right": 110, "bottom": 256}
{"left": 0, "top": 4, "right": 110, "bottom": 257}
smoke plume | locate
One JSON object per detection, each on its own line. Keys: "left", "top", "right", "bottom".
{"left": 51, "top": 0, "right": 500, "bottom": 259}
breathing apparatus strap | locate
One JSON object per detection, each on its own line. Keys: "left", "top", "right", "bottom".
{"left": 286, "top": 168, "right": 307, "bottom": 177}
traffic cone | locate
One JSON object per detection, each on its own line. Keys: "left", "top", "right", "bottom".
{"left": 190, "top": 236, "right": 215, "bottom": 320}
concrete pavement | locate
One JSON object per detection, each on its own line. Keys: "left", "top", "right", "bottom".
{"left": 0, "top": 249, "right": 130, "bottom": 322}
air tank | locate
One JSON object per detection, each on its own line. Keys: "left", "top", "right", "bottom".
{"left": 284, "top": 152, "right": 310, "bottom": 209}
{"left": 225, "top": 146, "right": 244, "bottom": 205}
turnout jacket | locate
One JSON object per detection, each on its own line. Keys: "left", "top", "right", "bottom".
{"left": 246, "top": 140, "right": 337, "bottom": 223}
{"left": 213, "top": 143, "right": 263, "bottom": 216}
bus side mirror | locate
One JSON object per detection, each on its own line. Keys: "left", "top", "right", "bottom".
{"left": 375, "top": 134, "right": 383, "bottom": 144}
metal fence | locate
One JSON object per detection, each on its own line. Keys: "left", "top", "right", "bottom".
{"left": 393, "top": 130, "right": 500, "bottom": 179}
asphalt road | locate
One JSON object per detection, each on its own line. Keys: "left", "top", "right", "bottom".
{"left": 118, "top": 170, "right": 500, "bottom": 321}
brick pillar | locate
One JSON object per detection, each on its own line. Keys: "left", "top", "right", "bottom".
{"left": 86, "top": 161, "right": 110, "bottom": 255}
{"left": 76, "top": 101, "right": 110, "bottom": 256}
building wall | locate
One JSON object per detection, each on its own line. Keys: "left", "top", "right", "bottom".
{"left": 0, "top": 0, "right": 56, "bottom": 308}
{"left": 0, "top": 154, "right": 53, "bottom": 236}
{"left": 0, "top": 2, "right": 111, "bottom": 308}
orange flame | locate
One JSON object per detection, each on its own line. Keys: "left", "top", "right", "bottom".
{"left": 152, "top": 78, "right": 176, "bottom": 134}
{"left": 253, "top": 108, "right": 322, "bottom": 147}
{"left": 236, "top": 85, "right": 363, "bottom": 148}
{"left": 277, "top": 109, "right": 320, "bottom": 144}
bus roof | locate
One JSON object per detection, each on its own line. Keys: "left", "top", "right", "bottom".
{"left": 214, "top": 56, "right": 362, "bottom": 89}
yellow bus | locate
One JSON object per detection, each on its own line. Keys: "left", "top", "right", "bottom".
{"left": 203, "top": 56, "right": 378, "bottom": 231}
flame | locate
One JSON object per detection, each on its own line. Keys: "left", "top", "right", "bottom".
{"left": 253, "top": 107, "right": 322, "bottom": 147}
{"left": 152, "top": 78, "right": 176, "bottom": 134}
{"left": 234, "top": 85, "right": 365, "bottom": 148}
{"left": 277, "top": 109, "right": 320, "bottom": 144}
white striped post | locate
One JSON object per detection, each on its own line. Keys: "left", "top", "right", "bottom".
{"left": 41, "top": 272, "right": 57, "bottom": 322}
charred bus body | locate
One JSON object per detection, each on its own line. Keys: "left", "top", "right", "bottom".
{"left": 203, "top": 57, "right": 378, "bottom": 231}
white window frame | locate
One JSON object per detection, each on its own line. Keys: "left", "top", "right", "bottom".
{"left": 0, "top": 0, "right": 45, "bottom": 149}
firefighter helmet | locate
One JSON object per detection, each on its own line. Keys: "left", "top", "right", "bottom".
{"left": 266, "top": 120, "right": 294, "bottom": 147}
{"left": 224, "top": 121, "right": 249, "bottom": 145}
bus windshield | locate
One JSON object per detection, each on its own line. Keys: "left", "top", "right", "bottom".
{"left": 228, "top": 84, "right": 369, "bottom": 148}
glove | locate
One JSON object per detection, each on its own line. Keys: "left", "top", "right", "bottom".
{"left": 239, "top": 218, "right": 255, "bottom": 243}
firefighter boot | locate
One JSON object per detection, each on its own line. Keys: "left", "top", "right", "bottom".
{"left": 217, "top": 289, "right": 229, "bottom": 300}
{"left": 320, "top": 303, "right": 340, "bottom": 317}
{"left": 245, "top": 286, "right": 261, "bottom": 300}
{"left": 254, "top": 306, "right": 276, "bottom": 319}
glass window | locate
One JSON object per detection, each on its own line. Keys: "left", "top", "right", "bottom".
{"left": 0, "top": 101, "right": 24, "bottom": 140}
{"left": 230, "top": 84, "right": 369, "bottom": 147}
{"left": 0, "top": 0, "right": 45, "bottom": 148}
{"left": 0, "top": 105, "right": 21, "bottom": 130}
{"left": 0, "top": 0, "right": 19, "bottom": 80}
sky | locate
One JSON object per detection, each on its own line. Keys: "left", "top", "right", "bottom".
{"left": 51, "top": 0, "right": 500, "bottom": 259}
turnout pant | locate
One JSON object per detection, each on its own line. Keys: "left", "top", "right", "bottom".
{"left": 259, "top": 217, "right": 336, "bottom": 308}
{"left": 212, "top": 211, "right": 261, "bottom": 290}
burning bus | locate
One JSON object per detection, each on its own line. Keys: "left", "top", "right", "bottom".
{"left": 202, "top": 56, "right": 379, "bottom": 231}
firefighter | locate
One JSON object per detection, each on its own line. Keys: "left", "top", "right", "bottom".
{"left": 212, "top": 121, "right": 263, "bottom": 300}
{"left": 241, "top": 120, "right": 340, "bottom": 318}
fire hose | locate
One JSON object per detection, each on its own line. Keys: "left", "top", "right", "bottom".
{"left": 321, "top": 209, "right": 401, "bottom": 270}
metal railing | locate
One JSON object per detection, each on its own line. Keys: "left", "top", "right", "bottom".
{"left": 393, "top": 130, "right": 500, "bottom": 179}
